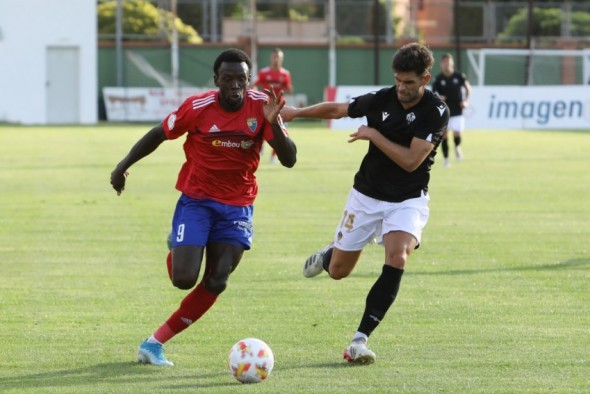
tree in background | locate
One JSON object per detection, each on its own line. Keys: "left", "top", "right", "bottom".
{"left": 497, "top": 6, "right": 590, "bottom": 43}
{"left": 98, "top": 0, "right": 202, "bottom": 44}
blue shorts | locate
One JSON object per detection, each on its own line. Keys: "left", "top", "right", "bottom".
{"left": 169, "top": 194, "right": 254, "bottom": 250}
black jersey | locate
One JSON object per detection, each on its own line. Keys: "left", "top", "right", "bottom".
{"left": 347, "top": 87, "right": 448, "bottom": 203}
{"left": 432, "top": 71, "right": 468, "bottom": 116}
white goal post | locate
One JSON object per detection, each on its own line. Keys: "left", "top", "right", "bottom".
{"left": 466, "top": 48, "right": 590, "bottom": 86}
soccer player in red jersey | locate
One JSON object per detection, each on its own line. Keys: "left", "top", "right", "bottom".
{"left": 253, "top": 48, "right": 293, "bottom": 97}
{"left": 253, "top": 48, "right": 293, "bottom": 163}
{"left": 110, "top": 48, "right": 297, "bottom": 366}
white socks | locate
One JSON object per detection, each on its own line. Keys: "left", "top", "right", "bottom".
{"left": 352, "top": 332, "right": 368, "bottom": 344}
{"left": 146, "top": 335, "right": 162, "bottom": 345}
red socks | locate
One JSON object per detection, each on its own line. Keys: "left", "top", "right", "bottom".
{"left": 153, "top": 283, "right": 218, "bottom": 344}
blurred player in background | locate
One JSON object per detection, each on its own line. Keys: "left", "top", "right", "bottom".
{"left": 281, "top": 43, "right": 448, "bottom": 365}
{"left": 110, "top": 48, "right": 297, "bottom": 366}
{"left": 432, "top": 53, "right": 472, "bottom": 167}
{"left": 253, "top": 48, "right": 293, "bottom": 163}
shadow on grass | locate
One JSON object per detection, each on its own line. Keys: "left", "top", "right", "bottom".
{"left": 291, "top": 361, "right": 352, "bottom": 370}
{"left": 409, "top": 257, "right": 590, "bottom": 276}
{"left": 0, "top": 361, "right": 227, "bottom": 391}
{"left": 165, "top": 362, "right": 351, "bottom": 390}
{"left": 0, "top": 361, "right": 349, "bottom": 391}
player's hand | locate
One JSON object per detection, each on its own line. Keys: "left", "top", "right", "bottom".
{"left": 110, "top": 168, "right": 129, "bottom": 196}
{"left": 279, "top": 106, "right": 297, "bottom": 122}
{"left": 348, "top": 125, "right": 375, "bottom": 143}
{"left": 263, "top": 89, "right": 286, "bottom": 123}
{"left": 461, "top": 100, "right": 469, "bottom": 109}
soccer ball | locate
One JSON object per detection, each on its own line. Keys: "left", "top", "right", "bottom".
{"left": 228, "top": 338, "right": 274, "bottom": 384}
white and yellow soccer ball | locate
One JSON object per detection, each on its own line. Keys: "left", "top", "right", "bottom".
{"left": 228, "top": 338, "right": 274, "bottom": 384}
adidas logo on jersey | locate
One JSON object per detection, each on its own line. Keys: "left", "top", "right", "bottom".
{"left": 208, "top": 124, "right": 220, "bottom": 132}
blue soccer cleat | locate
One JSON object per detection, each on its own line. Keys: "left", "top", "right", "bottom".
{"left": 137, "top": 339, "right": 174, "bottom": 366}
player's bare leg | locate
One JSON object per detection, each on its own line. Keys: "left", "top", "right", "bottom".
{"left": 344, "top": 231, "right": 415, "bottom": 365}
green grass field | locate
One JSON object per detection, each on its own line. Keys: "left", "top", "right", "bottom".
{"left": 0, "top": 122, "right": 589, "bottom": 393}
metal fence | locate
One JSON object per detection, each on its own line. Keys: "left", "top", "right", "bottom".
{"left": 98, "top": 0, "right": 590, "bottom": 46}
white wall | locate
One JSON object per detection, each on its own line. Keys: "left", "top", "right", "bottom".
{"left": 0, "top": 0, "right": 97, "bottom": 124}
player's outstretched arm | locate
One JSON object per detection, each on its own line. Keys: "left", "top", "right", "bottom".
{"left": 280, "top": 102, "right": 349, "bottom": 122}
{"left": 110, "top": 124, "right": 167, "bottom": 195}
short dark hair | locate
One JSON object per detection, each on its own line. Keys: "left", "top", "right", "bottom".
{"left": 213, "top": 49, "right": 252, "bottom": 75}
{"left": 441, "top": 53, "right": 453, "bottom": 61}
{"left": 392, "top": 42, "right": 434, "bottom": 77}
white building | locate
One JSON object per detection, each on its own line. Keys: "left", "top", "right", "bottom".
{"left": 0, "top": 0, "right": 97, "bottom": 124}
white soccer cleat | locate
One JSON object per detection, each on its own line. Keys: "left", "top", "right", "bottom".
{"left": 303, "top": 243, "right": 332, "bottom": 278}
{"left": 343, "top": 341, "right": 376, "bottom": 365}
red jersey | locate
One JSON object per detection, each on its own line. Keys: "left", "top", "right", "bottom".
{"left": 253, "top": 67, "right": 292, "bottom": 96}
{"left": 162, "top": 89, "right": 288, "bottom": 206}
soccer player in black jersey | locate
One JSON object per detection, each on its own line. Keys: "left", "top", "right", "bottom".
{"left": 432, "top": 53, "right": 472, "bottom": 167}
{"left": 280, "top": 42, "right": 449, "bottom": 365}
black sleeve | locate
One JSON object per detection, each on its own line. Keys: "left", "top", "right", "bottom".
{"left": 417, "top": 104, "right": 448, "bottom": 146}
{"left": 460, "top": 73, "right": 468, "bottom": 86}
{"left": 431, "top": 79, "right": 439, "bottom": 94}
{"left": 347, "top": 91, "right": 379, "bottom": 119}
